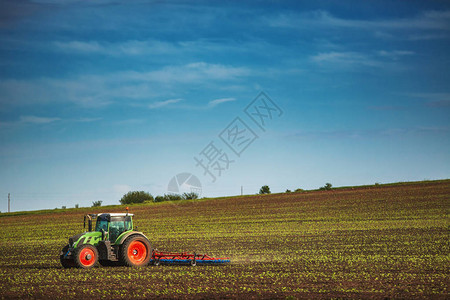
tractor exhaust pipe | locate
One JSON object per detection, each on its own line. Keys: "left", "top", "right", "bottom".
{"left": 84, "top": 215, "right": 93, "bottom": 232}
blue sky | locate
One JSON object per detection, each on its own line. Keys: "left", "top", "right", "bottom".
{"left": 0, "top": 0, "right": 449, "bottom": 212}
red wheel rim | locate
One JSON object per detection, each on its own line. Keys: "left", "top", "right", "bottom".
{"left": 79, "top": 248, "right": 95, "bottom": 267}
{"left": 128, "top": 241, "right": 147, "bottom": 264}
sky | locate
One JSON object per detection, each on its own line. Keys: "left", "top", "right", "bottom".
{"left": 0, "top": 0, "right": 449, "bottom": 212}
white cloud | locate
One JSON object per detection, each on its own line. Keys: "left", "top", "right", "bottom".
{"left": 186, "top": 62, "right": 249, "bottom": 80}
{"left": 0, "top": 77, "right": 112, "bottom": 107}
{"left": 54, "top": 41, "right": 103, "bottom": 53}
{"left": 268, "top": 10, "right": 450, "bottom": 31}
{"left": 113, "top": 119, "right": 146, "bottom": 125}
{"left": 377, "top": 50, "right": 414, "bottom": 56}
{"left": 208, "top": 97, "right": 236, "bottom": 107}
{"left": 0, "top": 62, "right": 250, "bottom": 108}
{"left": 148, "top": 98, "right": 182, "bottom": 109}
{"left": 130, "top": 62, "right": 250, "bottom": 84}
{"left": 310, "top": 50, "right": 414, "bottom": 70}
{"left": 51, "top": 38, "right": 289, "bottom": 63}
{"left": 53, "top": 39, "right": 179, "bottom": 56}
{"left": 376, "top": 50, "right": 415, "bottom": 60}
{"left": 0, "top": 115, "right": 103, "bottom": 128}
{"left": 103, "top": 63, "right": 249, "bottom": 85}
{"left": 73, "top": 117, "right": 102, "bottom": 123}
{"left": 19, "top": 115, "right": 60, "bottom": 124}
{"left": 311, "top": 51, "right": 381, "bottom": 68}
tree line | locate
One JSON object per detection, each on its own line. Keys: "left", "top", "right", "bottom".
{"left": 120, "top": 183, "right": 334, "bottom": 205}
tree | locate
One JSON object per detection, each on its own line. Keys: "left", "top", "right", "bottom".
{"left": 295, "top": 188, "right": 304, "bottom": 192}
{"left": 319, "top": 183, "right": 333, "bottom": 191}
{"left": 164, "top": 194, "right": 182, "bottom": 201}
{"left": 120, "top": 191, "right": 154, "bottom": 205}
{"left": 75, "top": 204, "right": 79, "bottom": 209}
{"left": 285, "top": 189, "right": 291, "bottom": 193}
{"left": 154, "top": 196, "right": 164, "bottom": 203}
{"left": 154, "top": 193, "right": 187, "bottom": 202}
{"left": 92, "top": 200, "right": 102, "bottom": 207}
{"left": 182, "top": 192, "right": 199, "bottom": 200}
{"left": 259, "top": 185, "right": 271, "bottom": 194}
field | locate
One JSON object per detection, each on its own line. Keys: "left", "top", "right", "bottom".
{"left": 0, "top": 180, "right": 448, "bottom": 299}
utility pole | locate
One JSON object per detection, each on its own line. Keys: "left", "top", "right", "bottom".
{"left": 241, "top": 186, "right": 243, "bottom": 196}
{"left": 8, "top": 193, "right": 10, "bottom": 213}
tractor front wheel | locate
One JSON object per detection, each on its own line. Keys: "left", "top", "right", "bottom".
{"left": 120, "top": 236, "right": 151, "bottom": 267}
{"left": 75, "top": 244, "right": 98, "bottom": 269}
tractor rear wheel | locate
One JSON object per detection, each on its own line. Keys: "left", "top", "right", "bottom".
{"left": 60, "top": 245, "right": 75, "bottom": 268}
{"left": 75, "top": 244, "right": 98, "bottom": 269}
{"left": 120, "top": 235, "right": 151, "bottom": 267}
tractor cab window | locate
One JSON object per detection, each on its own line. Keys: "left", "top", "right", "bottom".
{"left": 109, "top": 216, "right": 132, "bottom": 242}
{"left": 124, "top": 216, "right": 132, "bottom": 231}
{"left": 95, "top": 215, "right": 109, "bottom": 232}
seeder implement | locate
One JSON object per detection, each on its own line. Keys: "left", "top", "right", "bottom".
{"left": 151, "top": 250, "right": 230, "bottom": 266}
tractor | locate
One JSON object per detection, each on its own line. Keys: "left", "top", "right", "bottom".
{"left": 60, "top": 211, "right": 151, "bottom": 268}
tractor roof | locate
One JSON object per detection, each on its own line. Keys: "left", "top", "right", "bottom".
{"left": 99, "top": 213, "right": 134, "bottom": 217}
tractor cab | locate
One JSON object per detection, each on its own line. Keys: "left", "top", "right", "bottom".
{"left": 84, "top": 213, "right": 134, "bottom": 243}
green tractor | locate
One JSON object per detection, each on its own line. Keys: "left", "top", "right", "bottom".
{"left": 60, "top": 212, "right": 151, "bottom": 268}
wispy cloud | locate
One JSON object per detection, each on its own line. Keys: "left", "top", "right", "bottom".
{"left": 0, "top": 115, "right": 102, "bottom": 128}
{"left": 0, "top": 115, "right": 59, "bottom": 128}
{"left": 0, "top": 77, "right": 113, "bottom": 107}
{"left": 268, "top": 10, "right": 450, "bottom": 31}
{"left": 208, "top": 97, "right": 236, "bottom": 107}
{"left": 310, "top": 51, "right": 381, "bottom": 68}
{"left": 101, "top": 62, "right": 250, "bottom": 86}
{"left": 377, "top": 50, "right": 414, "bottom": 59}
{"left": 0, "top": 62, "right": 250, "bottom": 108}
{"left": 53, "top": 40, "right": 178, "bottom": 56}
{"left": 310, "top": 50, "right": 414, "bottom": 70}
{"left": 19, "top": 115, "right": 60, "bottom": 124}
{"left": 148, "top": 98, "right": 182, "bottom": 109}
{"left": 73, "top": 117, "right": 102, "bottom": 123}
{"left": 113, "top": 119, "right": 146, "bottom": 125}
{"left": 54, "top": 40, "right": 103, "bottom": 53}
{"left": 50, "top": 38, "right": 291, "bottom": 71}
